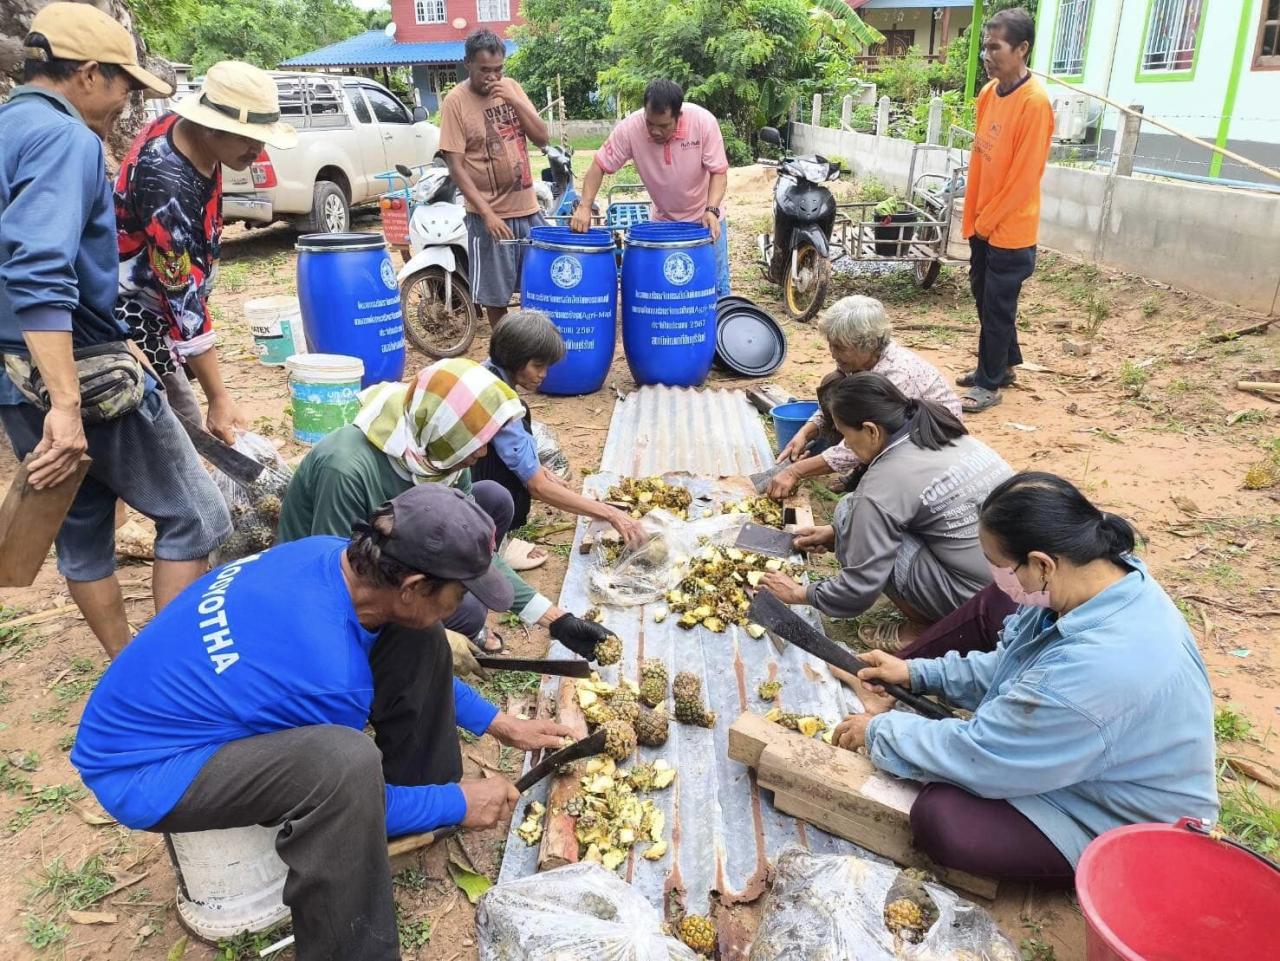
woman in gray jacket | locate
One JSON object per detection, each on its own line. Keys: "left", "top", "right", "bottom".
{"left": 761, "top": 372, "right": 1012, "bottom": 625}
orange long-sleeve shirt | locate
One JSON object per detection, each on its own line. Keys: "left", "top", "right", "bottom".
{"left": 962, "top": 75, "right": 1055, "bottom": 250}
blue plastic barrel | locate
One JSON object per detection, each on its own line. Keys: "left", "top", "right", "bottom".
{"left": 771, "top": 401, "right": 819, "bottom": 454}
{"left": 295, "top": 233, "right": 405, "bottom": 388}
{"left": 521, "top": 227, "right": 618, "bottom": 396}
{"left": 621, "top": 222, "right": 717, "bottom": 387}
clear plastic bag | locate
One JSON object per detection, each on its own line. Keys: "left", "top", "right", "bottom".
{"left": 589, "top": 509, "right": 751, "bottom": 606}
{"left": 477, "top": 862, "right": 698, "bottom": 961}
{"left": 532, "top": 419, "right": 571, "bottom": 481}
{"left": 749, "top": 848, "right": 1018, "bottom": 961}
{"left": 210, "top": 430, "right": 292, "bottom": 564}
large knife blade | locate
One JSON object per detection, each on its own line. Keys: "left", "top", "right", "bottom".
{"left": 475, "top": 656, "right": 593, "bottom": 678}
{"left": 175, "top": 412, "right": 265, "bottom": 487}
{"left": 749, "top": 463, "right": 790, "bottom": 494}
{"left": 748, "top": 591, "right": 956, "bottom": 720}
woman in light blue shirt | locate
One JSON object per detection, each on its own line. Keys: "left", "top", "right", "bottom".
{"left": 836, "top": 471, "right": 1218, "bottom": 884}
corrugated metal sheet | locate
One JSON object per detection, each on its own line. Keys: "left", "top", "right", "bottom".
{"left": 498, "top": 471, "right": 866, "bottom": 917}
{"left": 600, "top": 386, "right": 775, "bottom": 478}
{"left": 280, "top": 31, "right": 516, "bottom": 68}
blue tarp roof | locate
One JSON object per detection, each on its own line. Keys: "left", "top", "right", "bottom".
{"left": 280, "top": 31, "right": 516, "bottom": 68}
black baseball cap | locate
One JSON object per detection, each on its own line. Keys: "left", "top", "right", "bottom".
{"left": 380, "top": 484, "right": 514, "bottom": 612}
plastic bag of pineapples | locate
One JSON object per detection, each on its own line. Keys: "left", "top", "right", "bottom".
{"left": 478, "top": 862, "right": 699, "bottom": 960}
{"left": 749, "top": 848, "right": 1018, "bottom": 960}
{"left": 209, "top": 429, "right": 292, "bottom": 565}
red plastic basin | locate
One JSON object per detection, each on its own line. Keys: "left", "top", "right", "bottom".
{"left": 1076, "top": 818, "right": 1280, "bottom": 961}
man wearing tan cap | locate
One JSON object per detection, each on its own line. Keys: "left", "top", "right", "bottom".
{"left": 0, "top": 3, "right": 232, "bottom": 659}
{"left": 116, "top": 61, "right": 296, "bottom": 438}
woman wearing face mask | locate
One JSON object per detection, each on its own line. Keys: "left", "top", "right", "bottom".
{"left": 760, "top": 372, "right": 1011, "bottom": 633}
{"left": 472, "top": 309, "right": 646, "bottom": 573}
{"left": 830, "top": 471, "right": 1219, "bottom": 884}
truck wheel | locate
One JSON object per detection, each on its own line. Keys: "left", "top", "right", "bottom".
{"left": 306, "top": 181, "right": 349, "bottom": 234}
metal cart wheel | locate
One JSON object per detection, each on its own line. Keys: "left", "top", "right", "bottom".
{"left": 400, "top": 266, "right": 478, "bottom": 358}
{"left": 914, "top": 257, "right": 941, "bottom": 289}
{"left": 783, "top": 244, "right": 830, "bottom": 322}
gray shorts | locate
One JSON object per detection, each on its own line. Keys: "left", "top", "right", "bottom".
{"left": 0, "top": 390, "right": 232, "bottom": 582}
{"left": 466, "top": 210, "right": 547, "bottom": 308}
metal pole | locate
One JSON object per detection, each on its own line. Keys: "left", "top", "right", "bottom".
{"left": 964, "top": 0, "right": 985, "bottom": 101}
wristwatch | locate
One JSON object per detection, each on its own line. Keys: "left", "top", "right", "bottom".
{"left": 705, "top": 205, "right": 721, "bottom": 217}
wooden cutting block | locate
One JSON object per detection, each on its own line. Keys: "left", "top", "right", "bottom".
{"left": 728, "top": 712, "right": 998, "bottom": 900}
{"left": 538, "top": 676, "right": 589, "bottom": 871}
{"left": 0, "top": 454, "right": 91, "bottom": 587}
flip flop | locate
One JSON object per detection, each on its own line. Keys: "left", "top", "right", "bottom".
{"left": 857, "top": 620, "right": 904, "bottom": 654}
{"left": 468, "top": 627, "right": 506, "bottom": 656}
{"left": 956, "top": 369, "right": 1017, "bottom": 389}
{"left": 961, "top": 387, "right": 1003, "bottom": 413}
{"left": 503, "top": 537, "right": 549, "bottom": 572}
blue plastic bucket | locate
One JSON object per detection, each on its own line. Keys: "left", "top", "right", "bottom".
{"left": 771, "top": 401, "right": 819, "bottom": 454}
{"left": 295, "top": 233, "right": 405, "bottom": 388}
{"left": 621, "top": 222, "right": 717, "bottom": 387}
{"left": 521, "top": 226, "right": 618, "bottom": 396}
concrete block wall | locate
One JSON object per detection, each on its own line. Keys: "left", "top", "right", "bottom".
{"left": 791, "top": 122, "right": 1280, "bottom": 315}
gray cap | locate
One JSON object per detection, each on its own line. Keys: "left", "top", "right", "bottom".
{"left": 381, "top": 484, "right": 514, "bottom": 612}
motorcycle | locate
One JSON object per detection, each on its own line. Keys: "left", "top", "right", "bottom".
{"left": 394, "top": 160, "right": 478, "bottom": 358}
{"left": 755, "top": 126, "right": 842, "bottom": 323}
{"left": 535, "top": 143, "right": 596, "bottom": 225}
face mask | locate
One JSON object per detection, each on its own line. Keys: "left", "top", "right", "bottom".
{"left": 989, "top": 561, "right": 1052, "bottom": 609}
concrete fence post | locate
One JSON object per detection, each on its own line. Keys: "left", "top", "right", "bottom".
{"left": 926, "top": 96, "right": 944, "bottom": 144}
{"left": 811, "top": 94, "right": 822, "bottom": 127}
{"left": 1115, "top": 104, "right": 1144, "bottom": 178}
{"left": 841, "top": 94, "right": 853, "bottom": 130}
{"left": 877, "top": 96, "right": 891, "bottom": 138}
{"left": 790, "top": 99, "right": 799, "bottom": 124}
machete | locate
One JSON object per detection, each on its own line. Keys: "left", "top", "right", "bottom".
{"left": 474, "top": 656, "right": 593, "bottom": 678}
{"left": 748, "top": 591, "right": 956, "bottom": 720}
{"left": 175, "top": 412, "right": 265, "bottom": 487}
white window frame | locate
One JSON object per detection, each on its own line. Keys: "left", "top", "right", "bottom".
{"left": 476, "top": 0, "right": 510, "bottom": 22}
{"left": 1140, "top": 0, "right": 1204, "bottom": 73}
{"left": 414, "top": 0, "right": 446, "bottom": 25}
{"left": 1050, "top": 0, "right": 1091, "bottom": 77}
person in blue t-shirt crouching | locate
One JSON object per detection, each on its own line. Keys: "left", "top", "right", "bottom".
{"left": 71, "top": 483, "right": 573, "bottom": 961}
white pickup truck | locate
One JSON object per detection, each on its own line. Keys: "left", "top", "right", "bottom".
{"left": 222, "top": 72, "right": 440, "bottom": 233}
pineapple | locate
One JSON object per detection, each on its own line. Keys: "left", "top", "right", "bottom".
{"left": 635, "top": 706, "right": 669, "bottom": 747}
{"left": 639, "top": 658, "right": 669, "bottom": 707}
{"left": 601, "top": 719, "right": 636, "bottom": 761}
{"left": 594, "top": 633, "right": 623, "bottom": 666}
{"left": 677, "top": 915, "right": 717, "bottom": 955}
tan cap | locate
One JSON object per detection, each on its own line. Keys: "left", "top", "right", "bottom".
{"left": 25, "top": 2, "right": 172, "bottom": 97}
{"left": 173, "top": 61, "right": 297, "bottom": 149}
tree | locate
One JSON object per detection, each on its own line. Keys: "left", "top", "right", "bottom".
{"left": 507, "top": 0, "right": 612, "bottom": 119}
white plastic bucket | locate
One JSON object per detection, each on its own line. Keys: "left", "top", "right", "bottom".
{"left": 245, "top": 295, "right": 307, "bottom": 367}
{"left": 285, "top": 353, "right": 364, "bottom": 445}
{"left": 168, "top": 826, "right": 290, "bottom": 941}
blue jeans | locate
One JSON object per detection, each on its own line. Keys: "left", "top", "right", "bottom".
{"left": 714, "top": 218, "right": 731, "bottom": 297}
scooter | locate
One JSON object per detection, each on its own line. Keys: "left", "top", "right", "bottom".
{"left": 755, "top": 126, "right": 842, "bottom": 322}
{"left": 395, "top": 160, "right": 479, "bottom": 358}
{"left": 535, "top": 143, "right": 590, "bottom": 225}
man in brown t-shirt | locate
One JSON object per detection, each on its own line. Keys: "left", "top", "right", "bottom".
{"left": 440, "top": 29, "right": 549, "bottom": 325}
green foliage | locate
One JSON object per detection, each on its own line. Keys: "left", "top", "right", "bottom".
{"left": 1218, "top": 777, "right": 1280, "bottom": 857}
{"left": 31, "top": 856, "right": 115, "bottom": 911}
{"left": 719, "top": 119, "right": 754, "bottom": 167}
{"left": 397, "top": 907, "right": 433, "bottom": 949}
{"left": 216, "top": 923, "right": 292, "bottom": 960}
{"left": 23, "top": 914, "right": 67, "bottom": 950}
{"left": 7, "top": 783, "right": 84, "bottom": 833}
{"left": 1118, "top": 360, "right": 1150, "bottom": 395}
{"left": 1214, "top": 706, "right": 1254, "bottom": 743}
{"left": 508, "top": 0, "right": 614, "bottom": 118}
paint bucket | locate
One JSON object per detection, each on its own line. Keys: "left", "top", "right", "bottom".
{"left": 245, "top": 295, "right": 307, "bottom": 367}
{"left": 521, "top": 226, "right": 618, "bottom": 396}
{"left": 770, "top": 401, "right": 819, "bottom": 454}
{"left": 285, "top": 353, "right": 364, "bottom": 445}
{"left": 621, "top": 222, "right": 717, "bottom": 387}
{"left": 168, "top": 826, "right": 289, "bottom": 941}
{"left": 295, "top": 232, "right": 405, "bottom": 387}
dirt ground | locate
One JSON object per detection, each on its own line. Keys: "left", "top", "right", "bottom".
{"left": 0, "top": 157, "right": 1277, "bottom": 961}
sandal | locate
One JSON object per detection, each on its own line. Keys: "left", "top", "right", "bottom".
{"left": 857, "top": 620, "right": 905, "bottom": 654}
{"left": 961, "top": 387, "right": 1003, "bottom": 413}
{"left": 503, "top": 538, "right": 548, "bottom": 572}
{"left": 468, "top": 627, "right": 506, "bottom": 656}
{"left": 956, "top": 368, "right": 1017, "bottom": 389}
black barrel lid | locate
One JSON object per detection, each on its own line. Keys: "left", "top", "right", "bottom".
{"left": 295, "top": 232, "right": 386, "bottom": 251}
{"left": 715, "top": 298, "right": 788, "bottom": 377}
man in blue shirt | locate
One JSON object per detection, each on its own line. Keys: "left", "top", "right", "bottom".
{"left": 73, "top": 483, "right": 573, "bottom": 961}
{"left": 0, "top": 4, "right": 230, "bottom": 658}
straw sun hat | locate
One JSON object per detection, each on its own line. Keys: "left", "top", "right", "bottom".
{"left": 174, "top": 61, "right": 297, "bottom": 149}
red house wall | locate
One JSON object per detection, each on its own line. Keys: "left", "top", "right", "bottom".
{"left": 390, "top": 0, "right": 522, "bottom": 44}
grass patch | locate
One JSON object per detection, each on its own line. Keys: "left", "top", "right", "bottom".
{"left": 8, "top": 783, "right": 84, "bottom": 833}
{"left": 1082, "top": 296, "right": 1111, "bottom": 337}
{"left": 1118, "top": 360, "right": 1150, "bottom": 395}
{"left": 1214, "top": 706, "right": 1254, "bottom": 743}
{"left": 394, "top": 866, "right": 430, "bottom": 891}
{"left": 0, "top": 758, "right": 32, "bottom": 796}
{"left": 1218, "top": 777, "right": 1280, "bottom": 857}
{"left": 498, "top": 612, "right": 522, "bottom": 628}
{"left": 480, "top": 670, "right": 541, "bottom": 704}
{"left": 1140, "top": 295, "right": 1160, "bottom": 317}
{"left": 53, "top": 657, "right": 103, "bottom": 703}
{"left": 397, "top": 906, "right": 432, "bottom": 950}
{"left": 30, "top": 855, "right": 115, "bottom": 911}
{"left": 56, "top": 730, "right": 77, "bottom": 752}
{"left": 0, "top": 679, "right": 12, "bottom": 705}
{"left": 1205, "top": 561, "right": 1243, "bottom": 590}
{"left": 23, "top": 914, "right": 67, "bottom": 950}
{"left": 216, "top": 922, "right": 292, "bottom": 960}
{"left": 0, "top": 606, "right": 31, "bottom": 650}
{"left": 30, "top": 705, "right": 69, "bottom": 725}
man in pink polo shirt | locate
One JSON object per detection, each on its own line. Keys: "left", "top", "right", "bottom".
{"left": 571, "top": 79, "right": 731, "bottom": 295}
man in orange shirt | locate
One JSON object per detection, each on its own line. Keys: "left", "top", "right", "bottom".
{"left": 958, "top": 8, "right": 1054, "bottom": 413}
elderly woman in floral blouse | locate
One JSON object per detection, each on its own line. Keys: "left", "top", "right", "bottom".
{"left": 768, "top": 296, "right": 961, "bottom": 499}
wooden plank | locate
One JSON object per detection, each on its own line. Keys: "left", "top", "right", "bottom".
{"left": 537, "top": 677, "right": 589, "bottom": 871}
{"left": 0, "top": 454, "right": 91, "bottom": 587}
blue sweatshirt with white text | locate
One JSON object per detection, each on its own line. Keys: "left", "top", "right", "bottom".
{"left": 71, "top": 538, "right": 498, "bottom": 835}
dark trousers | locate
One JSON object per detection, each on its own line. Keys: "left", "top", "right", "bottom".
{"left": 443, "top": 479, "right": 515, "bottom": 639}
{"left": 969, "top": 237, "right": 1036, "bottom": 391}
{"left": 897, "top": 582, "right": 1017, "bottom": 661}
{"left": 153, "top": 623, "right": 462, "bottom": 961}
{"left": 470, "top": 444, "right": 533, "bottom": 531}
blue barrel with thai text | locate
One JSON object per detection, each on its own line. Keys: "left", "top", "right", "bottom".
{"left": 295, "top": 233, "right": 405, "bottom": 388}
{"left": 621, "top": 222, "right": 717, "bottom": 387}
{"left": 521, "top": 226, "right": 618, "bottom": 395}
